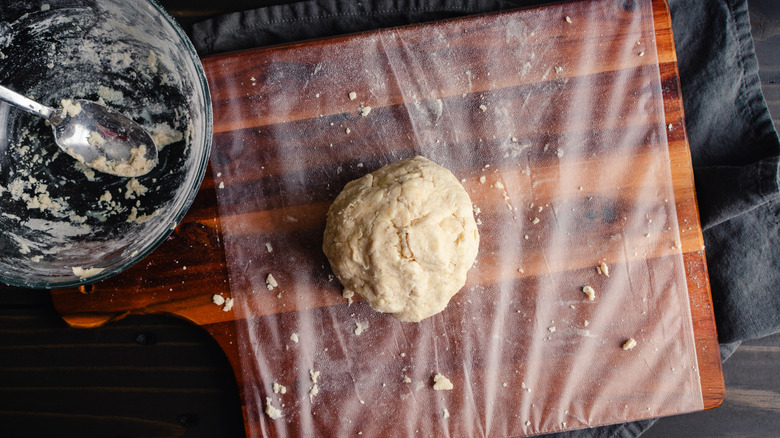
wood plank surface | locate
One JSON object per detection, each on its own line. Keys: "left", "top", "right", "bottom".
{"left": 47, "top": 1, "right": 724, "bottom": 436}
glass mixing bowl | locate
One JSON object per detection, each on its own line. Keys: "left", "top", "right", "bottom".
{"left": 0, "top": 0, "right": 212, "bottom": 288}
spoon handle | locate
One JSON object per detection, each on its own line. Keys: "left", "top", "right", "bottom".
{"left": 0, "top": 84, "right": 56, "bottom": 121}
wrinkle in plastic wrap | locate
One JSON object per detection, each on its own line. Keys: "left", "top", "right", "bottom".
{"left": 208, "top": 0, "right": 704, "bottom": 436}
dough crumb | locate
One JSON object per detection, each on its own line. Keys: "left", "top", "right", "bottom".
{"left": 479, "top": 104, "right": 487, "bottom": 112}
{"left": 531, "top": 217, "right": 540, "bottom": 224}
{"left": 343, "top": 289, "right": 354, "bottom": 304}
{"left": 309, "top": 383, "right": 319, "bottom": 401}
{"left": 622, "top": 338, "right": 637, "bottom": 350}
{"left": 348, "top": 91, "right": 357, "bottom": 100}
{"left": 212, "top": 294, "right": 225, "bottom": 306}
{"left": 555, "top": 66, "right": 563, "bottom": 74}
{"left": 354, "top": 321, "right": 365, "bottom": 336}
{"left": 60, "top": 99, "right": 82, "bottom": 117}
{"left": 403, "top": 375, "right": 412, "bottom": 383}
{"left": 266, "top": 242, "right": 274, "bottom": 252}
{"left": 125, "top": 178, "right": 148, "bottom": 199}
{"left": 479, "top": 175, "right": 486, "bottom": 184}
{"left": 596, "top": 261, "right": 609, "bottom": 277}
{"left": 222, "top": 297, "right": 234, "bottom": 312}
{"left": 360, "top": 106, "right": 372, "bottom": 116}
{"left": 548, "top": 326, "right": 556, "bottom": 333}
{"left": 265, "top": 397, "right": 283, "bottom": 420}
{"left": 72, "top": 266, "right": 104, "bottom": 279}
{"left": 308, "top": 370, "right": 321, "bottom": 401}
{"left": 432, "top": 373, "right": 454, "bottom": 390}
{"left": 87, "top": 131, "right": 106, "bottom": 146}
{"left": 565, "top": 15, "right": 572, "bottom": 23}
{"left": 290, "top": 333, "right": 299, "bottom": 343}
{"left": 582, "top": 285, "right": 596, "bottom": 301}
{"left": 90, "top": 143, "right": 156, "bottom": 178}
{"left": 273, "top": 382, "right": 287, "bottom": 394}
{"left": 443, "top": 408, "right": 450, "bottom": 419}
{"left": 266, "top": 273, "right": 278, "bottom": 290}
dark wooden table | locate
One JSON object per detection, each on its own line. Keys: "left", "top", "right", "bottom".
{"left": 1, "top": 1, "right": 778, "bottom": 437}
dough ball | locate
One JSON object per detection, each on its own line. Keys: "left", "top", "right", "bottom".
{"left": 323, "top": 156, "right": 479, "bottom": 322}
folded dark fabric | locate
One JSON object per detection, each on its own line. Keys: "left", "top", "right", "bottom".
{"left": 190, "top": 0, "right": 779, "bottom": 436}
{"left": 191, "top": 0, "right": 522, "bottom": 53}
{"left": 672, "top": 0, "right": 780, "bottom": 344}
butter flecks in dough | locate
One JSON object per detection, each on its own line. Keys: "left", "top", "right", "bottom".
{"left": 323, "top": 156, "right": 479, "bottom": 322}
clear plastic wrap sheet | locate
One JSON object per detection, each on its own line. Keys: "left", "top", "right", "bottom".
{"left": 207, "top": 0, "right": 704, "bottom": 436}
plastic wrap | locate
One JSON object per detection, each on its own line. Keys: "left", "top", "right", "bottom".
{"left": 207, "top": 0, "right": 703, "bottom": 436}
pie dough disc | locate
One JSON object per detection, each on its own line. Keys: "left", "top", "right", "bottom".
{"left": 323, "top": 156, "right": 479, "bottom": 322}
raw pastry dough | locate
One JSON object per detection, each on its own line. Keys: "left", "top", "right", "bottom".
{"left": 323, "top": 156, "right": 479, "bottom": 322}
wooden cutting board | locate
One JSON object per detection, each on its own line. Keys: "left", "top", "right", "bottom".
{"left": 51, "top": 0, "right": 724, "bottom": 436}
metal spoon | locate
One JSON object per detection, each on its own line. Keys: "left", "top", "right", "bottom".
{"left": 0, "top": 84, "right": 158, "bottom": 177}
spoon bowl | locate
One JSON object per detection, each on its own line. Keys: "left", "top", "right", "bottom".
{"left": 0, "top": 85, "right": 158, "bottom": 177}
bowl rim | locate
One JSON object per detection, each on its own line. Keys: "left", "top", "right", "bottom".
{"left": 0, "top": 0, "right": 214, "bottom": 290}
